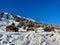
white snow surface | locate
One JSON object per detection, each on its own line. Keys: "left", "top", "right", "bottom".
{"left": 0, "top": 31, "right": 60, "bottom": 45}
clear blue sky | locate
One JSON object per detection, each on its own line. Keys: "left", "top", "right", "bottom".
{"left": 0, "top": 0, "right": 60, "bottom": 25}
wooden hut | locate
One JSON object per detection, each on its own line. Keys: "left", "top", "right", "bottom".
{"left": 44, "top": 27, "right": 54, "bottom": 32}
{"left": 6, "top": 23, "right": 18, "bottom": 32}
{"left": 27, "top": 28, "right": 34, "bottom": 31}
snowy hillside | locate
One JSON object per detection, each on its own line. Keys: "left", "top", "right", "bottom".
{"left": 0, "top": 12, "right": 60, "bottom": 45}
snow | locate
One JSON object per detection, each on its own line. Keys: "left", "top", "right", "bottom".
{"left": 12, "top": 21, "right": 19, "bottom": 26}
{"left": 0, "top": 12, "right": 60, "bottom": 45}
{"left": 4, "top": 12, "right": 8, "bottom": 15}
{"left": 0, "top": 31, "right": 59, "bottom": 45}
{"left": 18, "top": 28, "right": 27, "bottom": 32}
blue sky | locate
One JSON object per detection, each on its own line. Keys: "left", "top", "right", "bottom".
{"left": 0, "top": 0, "right": 60, "bottom": 25}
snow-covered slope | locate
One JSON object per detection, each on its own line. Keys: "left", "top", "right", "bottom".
{"left": 0, "top": 12, "right": 36, "bottom": 28}
{"left": 0, "top": 12, "right": 60, "bottom": 45}
{"left": 0, "top": 32, "right": 60, "bottom": 45}
{"left": 0, "top": 12, "right": 20, "bottom": 32}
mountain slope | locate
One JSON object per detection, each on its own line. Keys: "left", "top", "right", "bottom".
{"left": 0, "top": 12, "right": 60, "bottom": 30}
{"left": 0, "top": 12, "right": 60, "bottom": 45}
